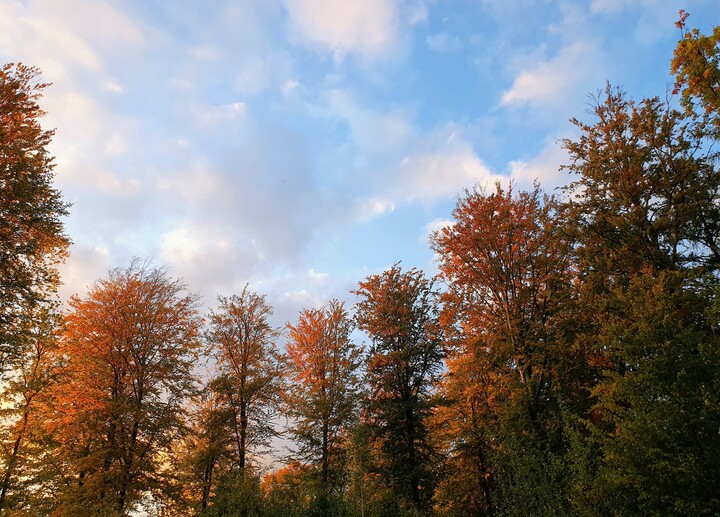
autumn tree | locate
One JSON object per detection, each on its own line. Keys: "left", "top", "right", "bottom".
{"left": 430, "top": 183, "right": 580, "bottom": 516}
{"left": 354, "top": 265, "right": 443, "bottom": 513}
{"left": 261, "top": 461, "right": 316, "bottom": 517}
{"left": 204, "top": 288, "right": 283, "bottom": 493}
{"left": 561, "top": 85, "right": 720, "bottom": 514}
{"left": 173, "top": 390, "right": 234, "bottom": 513}
{"left": 0, "top": 305, "right": 61, "bottom": 512}
{"left": 285, "top": 299, "right": 362, "bottom": 501}
{"left": 39, "top": 262, "right": 202, "bottom": 514}
{"left": 0, "top": 63, "right": 69, "bottom": 375}
{"left": 671, "top": 12, "right": 720, "bottom": 132}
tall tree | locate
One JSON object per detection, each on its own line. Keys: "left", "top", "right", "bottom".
{"left": 285, "top": 300, "right": 362, "bottom": 494}
{"left": 430, "top": 183, "right": 580, "bottom": 516}
{"left": 562, "top": 85, "right": 720, "bottom": 515}
{"left": 354, "top": 264, "right": 443, "bottom": 512}
{"left": 205, "top": 288, "right": 283, "bottom": 474}
{"left": 0, "top": 63, "right": 69, "bottom": 374}
{"left": 40, "top": 262, "right": 202, "bottom": 514}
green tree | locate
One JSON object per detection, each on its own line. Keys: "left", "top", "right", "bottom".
{"left": 562, "top": 85, "right": 720, "bottom": 515}
{"left": 174, "top": 390, "right": 235, "bottom": 514}
{"left": 354, "top": 264, "right": 443, "bottom": 513}
{"left": 0, "top": 305, "right": 61, "bottom": 512}
{"left": 0, "top": 63, "right": 69, "bottom": 374}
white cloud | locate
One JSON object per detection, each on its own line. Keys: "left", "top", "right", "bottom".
{"left": 0, "top": 0, "right": 144, "bottom": 80}
{"left": 508, "top": 137, "right": 571, "bottom": 191}
{"left": 281, "top": 289, "right": 328, "bottom": 314}
{"left": 189, "top": 46, "right": 221, "bottom": 61}
{"left": 58, "top": 243, "right": 114, "bottom": 300}
{"left": 398, "top": 126, "right": 501, "bottom": 203}
{"left": 355, "top": 197, "right": 396, "bottom": 220}
{"left": 590, "top": 0, "right": 622, "bottom": 14}
{"left": 103, "top": 80, "right": 123, "bottom": 94}
{"left": 284, "top": 0, "right": 399, "bottom": 58}
{"left": 158, "top": 221, "right": 268, "bottom": 297}
{"left": 421, "top": 218, "right": 454, "bottom": 243}
{"left": 282, "top": 79, "right": 301, "bottom": 96}
{"left": 233, "top": 53, "right": 293, "bottom": 96}
{"left": 160, "top": 226, "right": 205, "bottom": 267}
{"left": 406, "top": 0, "right": 429, "bottom": 25}
{"left": 193, "top": 101, "right": 248, "bottom": 127}
{"left": 156, "top": 164, "right": 221, "bottom": 203}
{"left": 500, "top": 41, "right": 604, "bottom": 109}
{"left": 307, "top": 268, "right": 329, "bottom": 283}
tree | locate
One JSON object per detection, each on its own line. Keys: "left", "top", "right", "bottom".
{"left": 561, "top": 85, "right": 720, "bottom": 514}
{"left": 285, "top": 300, "right": 362, "bottom": 496}
{"left": 261, "top": 461, "right": 316, "bottom": 517}
{"left": 563, "top": 85, "right": 720, "bottom": 273}
{"left": 174, "top": 390, "right": 235, "bottom": 514}
{"left": 205, "top": 288, "right": 283, "bottom": 478}
{"left": 0, "top": 62, "right": 69, "bottom": 374}
{"left": 354, "top": 264, "right": 443, "bottom": 512}
{"left": 0, "top": 305, "right": 61, "bottom": 512}
{"left": 671, "top": 12, "right": 720, "bottom": 131}
{"left": 429, "top": 342, "right": 500, "bottom": 517}
{"left": 430, "top": 183, "right": 580, "bottom": 516}
{"left": 40, "top": 262, "right": 202, "bottom": 514}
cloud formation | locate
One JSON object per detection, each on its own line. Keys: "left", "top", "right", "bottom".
{"left": 398, "top": 126, "right": 501, "bottom": 204}
{"left": 284, "top": 0, "right": 400, "bottom": 58}
{"left": 501, "top": 41, "right": 605, "bottom": 109}
{"left": 2, "top": 0, "right": 709, "bottom": 326}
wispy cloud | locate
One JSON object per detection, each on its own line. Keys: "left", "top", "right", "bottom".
{"left": 500, "top": 41, "right": 605, "bottom": 109}
{"left": 398, "top": 125, "right": 501, "bottom": 204}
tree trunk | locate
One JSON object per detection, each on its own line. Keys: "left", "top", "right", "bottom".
{"left": 405, "top": 401, "right": 420, "bottom": 510}
{"left": 0, "top": 402, "right": 31, "bottom": 510}
{"left": 239, "top": 397, "right": 247, "bottom": 469}
{"left": 201, "top": 460, "right": 215, "bottom": 511}
{"left": 322, "top": 420, "right": 329, "bottom": 486}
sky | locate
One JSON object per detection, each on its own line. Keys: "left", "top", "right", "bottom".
{"left": 0, "top": 0, "right": 717, "bottom": 328}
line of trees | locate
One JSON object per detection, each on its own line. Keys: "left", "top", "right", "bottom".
{"left": 1, "top": 16, "right": 719, "bottom": 516}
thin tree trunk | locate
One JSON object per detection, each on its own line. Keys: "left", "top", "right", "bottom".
{"left": 477, "top": 443, "right": 493, "bottom": 516}
{"left": 239, "top": 398, "right": 247, "bottom": 469}
{"left": 201, "top": 460, "right": 215, "bottom": 511}
{"left": 406, "top": 401, "right": 420, "bottom": 510}
{"left": 322, "top": 421, "right": 329, "bottom": 486}
{"left": 0, "top": 402, "right": 31, "bottom": 510}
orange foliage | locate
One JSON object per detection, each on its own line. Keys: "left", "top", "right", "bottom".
{"left": 41, "top": 262, "right": 201, "bottom": 513}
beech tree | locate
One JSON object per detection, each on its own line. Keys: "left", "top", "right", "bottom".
{"left": 205, "top": 288, "right": 283, "bottom": 474}
{"left": 354, "top": 265, "right": 443, "bottom": 513}
{"left": 562, "top": 85, "right": 720, "bottom": 514}
{"left": 430, "top": 184, "right": 580, "bottom": 516}
{"left": 285, "top": 300, "right": 362, "bottom": 494}
{"left": 0, "top": 63, "right": 69, "bottom": 374}
{"left": 41, "top": 262, "right": 202, "bottom": 514}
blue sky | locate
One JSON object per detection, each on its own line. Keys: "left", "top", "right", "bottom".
{"left": 1, "top": 0, "right": 717, "bottom": 326}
